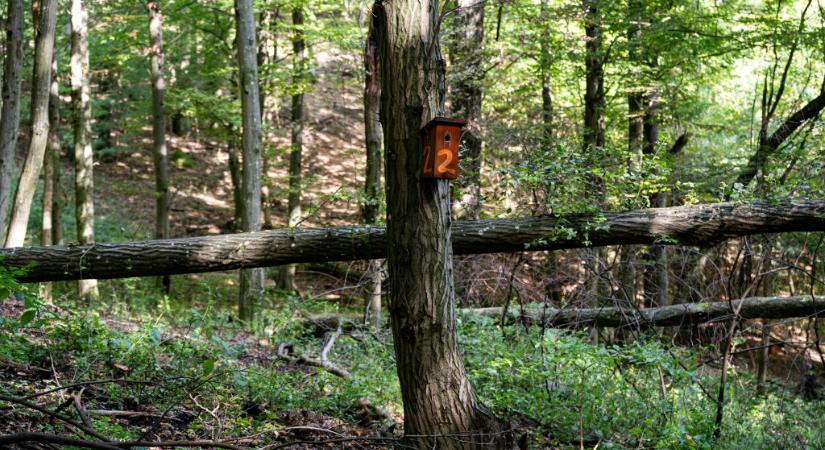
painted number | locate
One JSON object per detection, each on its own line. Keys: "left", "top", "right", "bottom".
{"left": 436, "top": 148, "right": 456, "bottom": 177}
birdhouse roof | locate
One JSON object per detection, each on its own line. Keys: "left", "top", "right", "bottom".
{"left": 421, "top": 116, "right": 467, "bottom": 133}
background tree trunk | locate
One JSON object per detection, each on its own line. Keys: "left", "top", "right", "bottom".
{"left": 280, "top": 7, "right": 305, "bottom": 293}
{"left": 0, "top": 0, "right": 24, "bottom": 245}
{"left": 228, "top": 137, "right": 244, "bottom": 231}
{"left": 48, "top": 58, "right": 62, "bottom": 248}
{"left": 375, "top": 1, "right": 509, "bottom": 448}
{"left": 4, "top": 0, "right": 57, "bottom": 248}
{"left": 235, "top": 0, "right": 264, "bottom": 322}
{"left": 619, "top": 0, "right": 644, "bottom": 307}
{"left": 147, "top": 0, "right": 171, "bottom": 292}
{"left": 362, "top": 3, "right": 383, "bottom": 330}
{"left": 40, "top": 54, "right": 61, "bottom": 299}
{"left": 448, "top": 0, "right": 484, "bottom": 219}
{"left": 540, "top": 0, "right": 562, "bottom": 304}
{"left": 70, "top": 0, "right": 98, "bottom": 300}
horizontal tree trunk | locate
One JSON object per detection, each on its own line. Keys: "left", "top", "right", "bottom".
{"left": 1, "top": 200, "right": 823, "bottom": 283}
{"left": 465, "top": 295, "right": 825, "bottom": 327}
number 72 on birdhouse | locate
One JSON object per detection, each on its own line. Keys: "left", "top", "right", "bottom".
{"left": 421, "top": 117, "right": 466, "bottom": 180}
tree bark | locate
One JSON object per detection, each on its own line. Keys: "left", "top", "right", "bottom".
{"left": 227, "top": 138, "right": 244, "bottom": 231}
{"left": 0, "top": 0, "right": 24, "bottom": 245}
{"left": 147, "top": 0, "right": 171, "bottom": 292}
{"left": 466, "top": 295, "right": 825, "bottom": 328}
{"left": 48, "top": 57, "right": 62, "bottom": 247}
{"left": 448, "top": 0, "right": 484, "bottom": 219}
{"left": 41, "top": 53, "right": 61, "bottom": 299}
{"left": 70, "top": 0, "right": 98, "bottom": 300}
{"left": 363, "top": 2, "right": 383, "bottom": 330}
{"left": 374, "top": 1, "right": 510, "bottom": 448}
{"left": 620, "top": 0, "right": 644, "bottom": 307}
{"left": 235, "top": 0, "right": 264, "bottom": 321}
{"left": 582, "top": 0, "right": 605, "bottom": 159}
{"left": 540, "top": 0, "right": 562, "bottom": 304}
{"left": 280, "top": 7, "right": 306, "bottom": 293}
{"left": 4, "top": 0, "right": 57, "bottom": 248}
{"left": 2, "top": 200, "right": 823, "bottom": 283}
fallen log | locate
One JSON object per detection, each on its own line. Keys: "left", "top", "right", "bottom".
{"left": 462, "top": 295, "right": 825, "bottom": 328}
{"left": 1, "top": 200, "right": 823, "bottom": 282}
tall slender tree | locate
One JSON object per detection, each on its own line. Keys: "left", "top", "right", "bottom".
{"left": 362, "top": 1, "right": 383, "bottom": 329}
{"left": 4, "top": 0, "right": 57, "bottom": 248}
{"left": 70, "top": 0, "right": 98, "bottom": 299}
{"left": 540, "top": 0, "right": 562, "bottom": 304}
{"left": 280, "top": 6, "right": 306, "bottom": 293}
{"left": 41, "top": 52, "right": 62, "bottom": 300}
{"left": 235, "top": 0, "right": 264, "bottom": 321}
{"left": 582, "top": 0, "right": 607, "bottom": 322}
{"left": 448, "top": 0, "right": 485, "bottom": 219}
{"left": 0, "top": 0, "right": 24, "bottom": 245}
{"left": 375, "top": 1, "right": 508, "bottom": 447}
{"left": 147, "top": 0, "right": 171, "bottom": 292}
{"left": 619, "top": 0, "right": 644, "bottom": 307}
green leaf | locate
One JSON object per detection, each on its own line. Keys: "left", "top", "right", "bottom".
{"left": 19, "top": 310, "right": 36, "bottom": 326}
{"left": 202, "top": 358, "right": 215, "bottom": 377}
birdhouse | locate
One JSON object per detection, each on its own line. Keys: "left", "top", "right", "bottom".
{"left": 421, "top": 117, "right": 466, "bottom": 180}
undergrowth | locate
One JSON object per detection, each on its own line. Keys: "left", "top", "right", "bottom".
{"left": 0, "top": 273, "right": 822, "bottom": 449}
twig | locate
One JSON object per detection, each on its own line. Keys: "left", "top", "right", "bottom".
{"left": 0, "top": 393, "right": 109, "bottom": 442}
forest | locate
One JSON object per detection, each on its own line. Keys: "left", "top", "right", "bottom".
{"left": 0, "top": 0, "right": 823, "bottom": 448}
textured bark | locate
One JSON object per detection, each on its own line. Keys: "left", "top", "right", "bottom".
{"left": 70, "top": 0, "right": 98, "bottom": 300}
{"left": 48, "top": 57, "right": 62, "bottom": 247}
{"left": 280, "top": 7, "right": 305, "bottom": 292}
{"left": 147, "top": 0, "right": 171, "bottom": 292}
{"left": 257, "top": 10, "right": 278, "bottom": 230}
{"left": 41, "top": 54, "right": 60, "bottom": 300}
{"left": 363, "top": 3, "right": 383, "bottom": 329}
{"left": 375, "top": 1, "right": 509, "bottom": 448}
{"left": 0, "top": 0, "right": 24, "bottom": 244}
{"left": 466, "top": 295, "right": 825, "bottom": 328}
{"left": 235, "top": 0, "right": 264, "bottom": 321}
{"left": 448, "top": 0, "right": 484, "bottom": 219}
{"left": 4, "top": 0, "right": 57, "bottom": 248}
{"left": 621, "top": 1, "right": 644, "bottom": 307}
{"left": 2, "top": 200, "right": 824, "bottom": 283}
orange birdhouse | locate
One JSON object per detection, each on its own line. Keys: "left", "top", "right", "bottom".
{"left": 421, "top": 117, "right": 466, "bottom": 180}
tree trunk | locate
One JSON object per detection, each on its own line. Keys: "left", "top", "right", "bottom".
{"left": 620, "top": 0, "right": 644, "bottom": 307}
{"left": 3, "top": 200, "right": 823, "bottom": 283}
{"left": 280, "top": 7, "right": 305, "bottom": 293}
{"left": 448, "top": 0, "right": 484, "bottom": 219}
{"left": 48, "top": 59, "right": 62, "bottom": 247}
{"left": 540, "top": 0, "right": 561, "bottom": 304}
{"left": 70, "top": 0, "right": 98, "bottom": 300}
{"left": 374, "top": 2, "right": 510, "bottom": 448}
{"left": 4, "top": 0, "right": 57, "bottom": 248}
{"left": 467, "top": 295, "right": 825, "bottom": 328}
{"left": 147, "top": 0, "right": 171, "bottom": 292}
{"left": 257, "top": 9, "right": 277, "bottom": 230}
{"left": 235, "top": 0, "right": 264, "bottom": 322}
{"left": 582, "top": 0, "right": 607, "bottom": 335}
{"left": 363, "top": 3, "right": 383, "bottom": 330}
{"left": 41, "top": 54, "right": 61, "bottom": 300}
{"left": 0, "top": 0, "right": 24, "bottom": 245}
{"left": 227, "top": 138, "right": 244, "bottom": 231}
